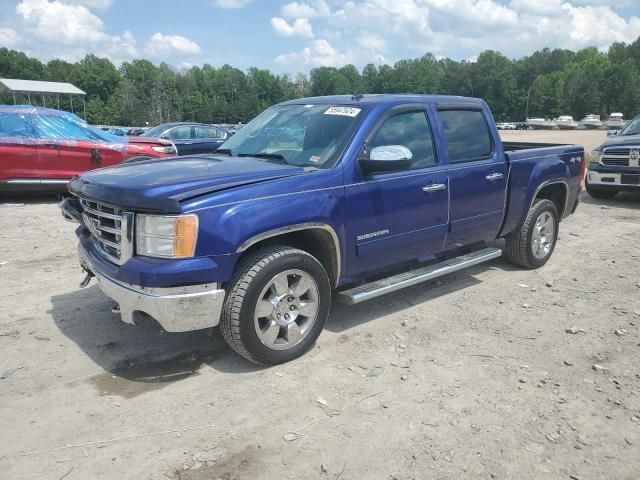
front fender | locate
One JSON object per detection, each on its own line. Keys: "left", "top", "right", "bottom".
{"left": 190, "top": 185, "right": 345, "bottom": 283}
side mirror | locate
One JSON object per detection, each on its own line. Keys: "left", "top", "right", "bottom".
{"left": 358, "top": 145, "right": 413, "bottom": 175}
{"left": 607, "top": 130, "right": 620, "bottom": 137}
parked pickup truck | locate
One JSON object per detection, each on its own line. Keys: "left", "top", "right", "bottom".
{"left": 586, "top": 114, "right": 640, "bottom": 198}
{"left": 60, "top": 95, "right": 584, "bottom": 365}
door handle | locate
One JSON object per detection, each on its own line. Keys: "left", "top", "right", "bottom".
{"left": 422, "top": 183, "right": 446, "bottom": 193}
{"left": 485, "top": 172, "right": 504, "bottom": 181}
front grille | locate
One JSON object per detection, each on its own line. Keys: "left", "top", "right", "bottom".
{"left": 602, "top": 146, "right": 640, "bottom": 167}
{"left": 80, "top": 198, "right": 126, "bottom": 263}
{"left": 602, "top": 157, "right": 630, "bottom": 166}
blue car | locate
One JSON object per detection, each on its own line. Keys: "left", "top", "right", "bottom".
{"left": 140, "top": 122, "right": 230, "bottom": 155}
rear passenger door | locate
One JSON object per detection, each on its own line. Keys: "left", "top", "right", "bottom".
{"left": 436, "top": 107, "right": 507, "bottom": 249}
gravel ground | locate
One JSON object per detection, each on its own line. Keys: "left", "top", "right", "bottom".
{"left": 1, "top": 178, "right": 639, "bottom": 479}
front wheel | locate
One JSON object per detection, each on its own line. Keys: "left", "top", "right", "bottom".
{"left": 220, "top": 246, "right": 331, "bottom": 366}
{"left": 504, "top": 199, "right": 559, "bottom": 269}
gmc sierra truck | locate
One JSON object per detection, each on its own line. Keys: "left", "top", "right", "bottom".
{"left": 586, "top": 113, "right": 640, "bottom": 198}
{"left": 60, "top": 95, "right": 584, "bottom": 365}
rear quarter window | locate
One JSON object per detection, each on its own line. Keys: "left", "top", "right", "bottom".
{"left": 438, "top": 110, "right": 493, "bottom": 163}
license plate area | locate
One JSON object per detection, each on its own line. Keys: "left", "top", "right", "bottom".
{"left": 621, "top": 174, "right": 640, "bottom": 185}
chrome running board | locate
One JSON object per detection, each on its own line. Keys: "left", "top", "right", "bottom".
{"left": 337, "top": 247, "right": 502, "bottom": 305}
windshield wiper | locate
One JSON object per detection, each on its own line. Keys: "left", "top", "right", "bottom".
{"left": 238, "top": 152, "right": 289, "bottom": 164}
{"left": 215, "top": 148, "right": 233, "bottom": 156}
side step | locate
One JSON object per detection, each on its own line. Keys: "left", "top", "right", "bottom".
{"left": 337, "top": 247, "right": 502, "bottom": 305}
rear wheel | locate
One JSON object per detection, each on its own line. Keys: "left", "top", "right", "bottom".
{"left": 220, "top": 246, "right": 331, "bottom": 366}
{"left": 504, "top": 199, "right": 559, "bottom": 269}
{"left": 585, "top": 177, "right": 618, "bottom": 199}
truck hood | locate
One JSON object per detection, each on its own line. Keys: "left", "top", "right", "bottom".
{"left": 68, "top": 155, "right": 307, "bottom": 213}
{"left": 600, "top": 133, "right": 640, "bottom": 149}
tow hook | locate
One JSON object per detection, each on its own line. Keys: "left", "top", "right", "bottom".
{"left": 79, "top": 269, "right": 95, "bottom": 288}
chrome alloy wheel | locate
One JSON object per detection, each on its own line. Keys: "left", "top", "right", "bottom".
{"left": 531, "top": 211, "right": 555, "bottom": 260}
{"left": 253, "top": 269, "right": 320, "bottom": 350}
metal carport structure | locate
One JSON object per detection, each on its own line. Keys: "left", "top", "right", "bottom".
{"left": 0, "top": 79, "right": 87, "bottom": 119}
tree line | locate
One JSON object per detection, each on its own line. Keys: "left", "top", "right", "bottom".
{"left": 1, "top": 37, "right": 639, "bottom": 126}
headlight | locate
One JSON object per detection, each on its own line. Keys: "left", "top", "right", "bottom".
{"left": 152, "top": 145, "right": 176, "bottom": 154}
{"left": 590, "top": 149, "right": 603, "bottom": 164}
{"left": 136, "top": 214, "right": 198, "bottom": 258}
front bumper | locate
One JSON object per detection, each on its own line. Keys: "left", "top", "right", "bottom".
{"left": 587, "top": 169, "right": 640, "bottom": 190}
{"left": 587, "top": 162, "right": 640, "bottom": 190}
{"left": 79, "top": 243, "right": 225, "bottom": 332}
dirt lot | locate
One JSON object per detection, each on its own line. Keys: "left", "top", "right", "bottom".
{"left": 1, "top": 139, "right": 639, "bottom": 480}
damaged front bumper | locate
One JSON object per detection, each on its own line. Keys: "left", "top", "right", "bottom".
{"left": 78, "top": 242, "right": 225, "bottom": 332}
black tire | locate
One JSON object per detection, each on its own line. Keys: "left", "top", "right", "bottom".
{"left": 220, "top": 246, "right": 331, "bottom": 366}
{"left": 122, "top": 155, "right": 153, "bottom": 164}
{"left": 585, "top": 177, "right": 618, "bottom": 199}
{"left": 504, "top": 199, "right": 559, "bottom": 269}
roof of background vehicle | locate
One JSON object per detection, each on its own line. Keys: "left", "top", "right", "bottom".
{"left": 281, "top": 94, "right": 486, "bottom": 107}
{"left": 0, "top": 104, "right": 82, "bottom": 117}
{"left": 151, "top": 122, "right": 225, "bottom": 129}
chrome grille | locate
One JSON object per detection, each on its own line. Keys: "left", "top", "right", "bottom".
{"left": 602, "top": 146, "right": 640, "bottom": 167}
{"left": 80, "top": 198, "right": 131, "bottom": 264}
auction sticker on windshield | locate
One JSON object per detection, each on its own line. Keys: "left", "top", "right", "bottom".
{"left": 324, "top": 106, "right": 361, "bottom": 117}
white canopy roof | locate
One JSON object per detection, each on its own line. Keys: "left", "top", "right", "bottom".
{"left": 0, "top": 78, "right": 85, "bottom": 95}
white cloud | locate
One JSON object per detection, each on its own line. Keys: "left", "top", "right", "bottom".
{"left": 211, "top": 0, "right": 252, "bottom": 8}
{"left": 281, "top": 0, "right": 330, "bottom": 18}
{"left": 144, "top": 33, "right": 201, "bottom": 58}
{"left": 17, "top": 0, "right": 109, "bottom": 44}
{"left": 12, "top": 0, "right": 138, "bottom": 62}
{"left": 276, "top": 38, "right": 354, "bottom": 67}
{"left": 271, "top": 17, "right": 314, "bottom": 38}
{"left": 0, "top": 27, "right": 21, "bottom": 47}
{"left": 356, "top": 32, "right": 386, "bottom": 52}
{"left": 62, "top": 0, "right": 113, "bottom": 10}
{"left": 300, "top": 0, "right": 640, "bottom": 67}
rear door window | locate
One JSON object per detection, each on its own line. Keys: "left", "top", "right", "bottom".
{"left": 438, "top": 110, "right": 493, "bottom": 163}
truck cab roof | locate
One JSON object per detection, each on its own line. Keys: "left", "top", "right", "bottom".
{"left": 281, "top": 94, "right": 486, "bottom": 108}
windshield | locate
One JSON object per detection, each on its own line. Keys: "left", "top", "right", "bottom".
{"left": 141, "top": 124, "right": 169, "bottom": 138}
{"left": 219, "top": 104, "right": 366, "bottom": 168}
{"left": 620, "top": 116, "right": 640, "bottom": 136}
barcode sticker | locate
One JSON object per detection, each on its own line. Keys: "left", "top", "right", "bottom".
{"left": 324, "top": 106, "right": 361, "bottom": 117}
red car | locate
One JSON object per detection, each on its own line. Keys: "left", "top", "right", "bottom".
{"left": 0, "top": 106, "right": 176, "bottom": 192}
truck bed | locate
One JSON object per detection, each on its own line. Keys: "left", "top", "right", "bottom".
{"left": 499, "top": 142, "right": 584, "bottom": 239}
{"left": 502, "top": 141, "right": 570, "bottom": 152}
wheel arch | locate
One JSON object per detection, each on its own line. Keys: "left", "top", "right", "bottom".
{"left": 236, "top": 223, "right": 341, "bottom": 288}
{"left": 531, "top": 180, "right": 569, "bottom": 220}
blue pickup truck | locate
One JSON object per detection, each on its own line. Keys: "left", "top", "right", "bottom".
{"left": 60, "top": 94, "right": 584, "bottom": 365}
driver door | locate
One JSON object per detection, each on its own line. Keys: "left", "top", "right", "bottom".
{"left": 345, "top": 105, "right": 449, "bottom": 278}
